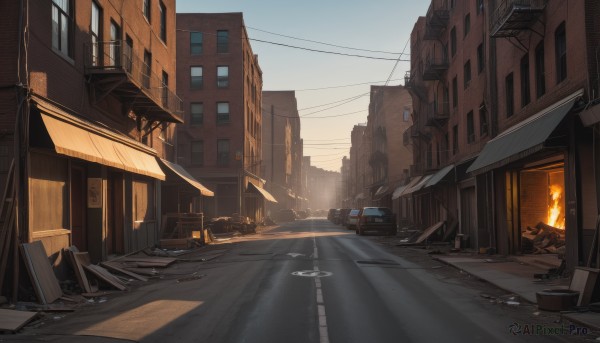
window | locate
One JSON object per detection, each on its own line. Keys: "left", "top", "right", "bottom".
{"left": 453, "top": 125, "right": 458, "bottom": 155}
{"left": 403, "top": 108, "right": 410, "bottom": 121}
{"left": 217, "top": 66, "right": 229, "bottom": 88}
{"left": 555, "top": 22, "right": 567, "bottom": 83}
{"left": 161, "top": 71, "right": 168, "bottom": 105}
{"left": 109, "top": 21, "right": 121, "bottom": 67}
{"left": 52, "top": 0, "right": 73, "bottom": 57}
{"left": 159, "top": 2, "right": 167, "bottom": 43}
{"left": 217, "top": 102, "right": 230, "bottom": 123}
{"left": 464, "top": 14, "right": 470, "bottom": 37}
{"left": 505, "top": 73, "right": 514, "bottom": 117}
{"left": 452, "top": 76, "right": 458, "bottom": 108}
{"left": 190, "top": 103, "right": 203, "bottom": 125}
{"left": 124, "top": 35, "right": 133, "bottom": 72}
{"left": 464, "top": 60, "right": 471, "bottom": 88}
{"left": 479, "top": 104, "right": 488, "bottom": 136}
{"left": 477, "top": 43, "right": 484, "bottom": 74}
{"left": 217, "top": 139, "right": 230, "bottom": 166}
{"left": 90, "top": 2, "right": 102, "bottom": 66}
{"left": 143, "top": 0, "right": 151, "bottom": 21}
{"left": 520, "top": 53, "right": 530, "bottom": 107}
{"left": 191, "top": 141, "right": 204, "bottom": 166}
{"left": 450, "top": 0, "right": 455, "bottom": 9}
{"left": 217, "top": 30, "right": 229, "bottom": 53}
{"left": 450, "top": 27, "right": 457, "bottom": 57}
{"left": 143, "top": 50, "right": 151, "bottom": 88}
{"left": 466, "top": 111, "right": 475, "bottom": 143}
{"left": 190, "top": 66, "right": 203, "bottom": 89}
{"left": 190, "top": 32, "right": 203, "bottom": 55}
{"left": 477, "top": 0, "right": 483, "bottom": 15}
{"left": 535, "top": 42, "right": 546, "bottom": 98}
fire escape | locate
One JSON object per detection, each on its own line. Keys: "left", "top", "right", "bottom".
{"left": 490, "top": 0, "right": 547, "bottom": 39}
{"left": 84, "top": 41, "right": 184, "bottom": 127}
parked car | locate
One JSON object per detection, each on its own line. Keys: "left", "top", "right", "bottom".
{"left": 276, "top": 209, "right": 297, "bottom": 222}
{"left": 328, "top": 208, "right": 341, "bottom": 224}
{"left": 356, "top": 207, "right": 396, "bottom": 236}
{"left": 327, "top": 208, "right": 336, "bottom": 222}
{"left": 339, "top": 208, "right": 352, "bottom": 226}
{"left": 296, "top": 210, "right": 308, "bottom": 219}
{"left": 346, "top": 209, "right": 360, "bottom": 230}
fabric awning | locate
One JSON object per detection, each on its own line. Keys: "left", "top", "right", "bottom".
{"left": 467, "top": 90, "right": 583, "bottom": 174}
{"left": 391, "top": 185, "right": 407, "bottom": 200}
{"left": 159, "top": 159, "right": 214, "bottom": 196}
{"left": 38, "top": 106, "right": 165, "bottom": 180}
{"left": 248, "top": 183, "right": 278, "bottom": 203}
{"left": 425, "top": 165, "right": 455, "bottom": 188}
{"left": 397, "top": 176, "right": 423, "bottom": 198}
{"left": 403, "top": 175, "right": 433, "bottom": 196}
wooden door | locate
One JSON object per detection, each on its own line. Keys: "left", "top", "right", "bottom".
{"left": 107, "top": 172, "right": 124, "bottom": 255}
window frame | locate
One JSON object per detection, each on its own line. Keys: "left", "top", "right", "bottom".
{"left": 535, "top": 42, "right": 546, "bottom": 98}
{"left": 479, "top": 104, "right": 488, "bottom": 137}
{"left": 520, "top": 53, "right": 530, "bottom": 108}
{"left": 477, "top": 43, "right": 484, "bottom": 74}
{"left": 52, "top": 0, "right": 74, "bottom": 58}
{"left": 142, "top": 0, "right": 151, "bottom": 22}
{"left": 450, "top": 27, "right": 457, "bottom": 57}
{"left": 452, "top": 76, "right": 458, "bottom": 109}
{"left": 464, "top": 13, "right": 470, "bottom": 37}
{"left": 217, "top": 139, "right": 230, "bottom": 166}
{"left": 190, "top": 66, "right": 203, "bottom": 89}
{"left": 190, "top": 32, "right": 203, "bottom": 55}
{"left": 159, "top": 1, "right": 167, "bottom": 44}
{"left": 464, "top": 60, "right": 471, "bottom": 89}
{"left": 90, "top": 1, "right": 102, "bottom": 66}
{"left": 190, "top": 102, "right": 204, "bottom": 126}
{"left": 216, "top": 102, "right": 230, "bottom": 124}
{"left": 217, "top": 30, "right": 229, "bottom": 53}
{"left": 466, "top": 110, "right": 475, "bottom": 143}
{"left": 217, "top": 66, "right": 229, "bottom": 88}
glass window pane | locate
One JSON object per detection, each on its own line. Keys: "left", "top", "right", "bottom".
{"left": 52, "top": 7, "right": 59, "bottom": 50}
{"left": 60, "top": 14, "right": 69, "bottom": 54}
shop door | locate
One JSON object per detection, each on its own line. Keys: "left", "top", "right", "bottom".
{"left": 70, "top": 167, "right": 86, "bottom": 250}
{"left": 460, "top": 187, "right": 477, "bottom": 248}
{"left": 107, "top": 172, "right": 124, "bottom": 255}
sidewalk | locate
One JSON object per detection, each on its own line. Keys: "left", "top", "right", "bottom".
{"left": 432, "top": 252, "right": 600, "bottom": 331}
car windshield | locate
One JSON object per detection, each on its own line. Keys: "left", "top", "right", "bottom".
{"left": 349, "top": 209, "right": 360, "bottom": 215}
{"left": 362, "top": 208, "right": 392, "bottom": 216}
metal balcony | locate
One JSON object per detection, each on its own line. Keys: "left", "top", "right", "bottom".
{"left": 424, "top": 0, "right": 449, "bottom": 41}
{"left": 423, "top": 56, "right": 449, "bottom": 81}
{"left": 425, "top": 101, "right": 449, "bottom": 126}
{"left": 404, "top": 71, "right": 427, "bottom": 100}
{"left": 84, "top": 41, "right": 183, "bottom": 123}
{"left": 490, "top": 0, "right": 547, "bottom": 38}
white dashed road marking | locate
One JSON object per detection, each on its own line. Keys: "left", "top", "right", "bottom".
{"left": 313, "top": 235, "right": 330, "bottom": 343}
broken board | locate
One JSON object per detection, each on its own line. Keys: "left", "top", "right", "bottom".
{"left": 0, "top": 309, "right": 38, "bottom": 332}
{"left": 121, "top": 256, "right": 177, "bottom": 267}
{"left": 20, "top": 241, "right": 62, "bottom": 304}
{"left": 570, "top": 267, "right": 600, "bottom": 306}
{"left": 397, "top": 221, "right": 445, "bottom": 245}
{"left": 65, "top": 248, "right": 98, "bottom": 293}
{"left": 101, "top": 261, "right": 148, "bottom": 281}
{"left": 83, "top": 265, "right": 127, "bottom": 291}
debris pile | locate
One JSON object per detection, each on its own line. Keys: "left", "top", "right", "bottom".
{"left": 521, "top": 222, "right": 565, "bottom": 255}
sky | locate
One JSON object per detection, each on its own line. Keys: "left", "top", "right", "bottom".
{"left": 177, "top": 0, "right": 430, "bottom": 172}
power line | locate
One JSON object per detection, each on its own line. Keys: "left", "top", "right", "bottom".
{"left": 299, "top": 92, "right": 369, "bottom": 111}
{"left": 247, "top": 38, "right": 409, "bottom": 61}
{"left": 246, "top": 26, "right": 407, "bottom": 55}
{"left": 294, "top": 78, "right": 403, "bottom": 91}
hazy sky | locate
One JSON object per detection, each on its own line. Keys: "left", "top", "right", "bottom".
{"left": 177, "top": 0, "right": 429, "bottom": 171}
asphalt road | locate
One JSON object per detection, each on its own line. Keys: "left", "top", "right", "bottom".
{"left": 8, "top": 218, "right": 591, "bottom": 342}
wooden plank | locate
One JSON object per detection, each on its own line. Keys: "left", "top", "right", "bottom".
{"left": 20, "top": 241, "right": 63, "bottom": 304}
{"left": 0, "top": 206, "right": 14, "bottom": 293}
{"left": 100, "top": 261, "right": 148, "bottom": 281}
{"left": 122, "top": 267, "right": 160, "bottom": 276}
{"left": 83, "top": 265, "right": 127, "bottom": 291}
{"left": 570, "top": 267, "right": 600, "bottom": 306}
{"left": 0, "top": 309, "right": 38, "bottom": 332}
{"left": 65, "top": 249, "right": 98, "bottom": 293}
{"left": 121, "top": 256, "right": 177, "bottom": 266}
{"left": 414, "top": 221, "right": 445, "bottom": 244}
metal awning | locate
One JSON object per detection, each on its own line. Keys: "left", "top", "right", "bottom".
{"left": 159, "top": 159, "right": 214, "bottom": 196}
{"left": 404, "top": 175, "right": 433, "bottom": 195}
{"left": 579, "top": 103, "right": 600, "bottom": 127}
{"left": 391, "top": 185, "right": 407, "bottom": 200}
{"left": 248, "top": 183, "right": 278, "bottom": 203}
{"left": 467, "top": 90, "right": 583, "bottom": 174}
{"left": 397, "top": 176, "right": 423, "bottom": 198}
{"left": 36, "top": 102, "right": 165, "bottom": 180}
{"left": 425, "top": 164, "right": 455, "bottom": 188}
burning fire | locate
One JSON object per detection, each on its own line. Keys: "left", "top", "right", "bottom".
{"left": 547, "top": 184, "right": 565, "bottom": 229}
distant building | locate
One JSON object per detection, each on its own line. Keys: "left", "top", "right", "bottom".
{"left": 349, "top": 124, "right": 368, "bottom": 208}
{"left": 262, "top": 91, "right": 303, "bottom": 214}
{"left": 176, "top": 13, "right": 274, "bottom": 222}
{"left": 307, "top": 166, "right": 341, "bottom": 210}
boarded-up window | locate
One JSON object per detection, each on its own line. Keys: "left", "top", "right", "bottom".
{"left": 30, "top": 152, "right": 68, "bottom": 231}
{"left": 133, "top": 177, "right": 155, "bottom": 221}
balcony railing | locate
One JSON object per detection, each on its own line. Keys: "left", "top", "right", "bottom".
{"left": 490, "top": 0, "right": 547, "bottom": 37}
{"left": 404, "top": 71, "right": 427, "bottom": 100}
{"left": 425, "top": 0, "right": 450, "bottom": 29}
{"left": 423, "top": 55, "right": 449, "bottom": 81}
{"left": 85, "top": 41, "right": 183, "bottom": 123}
{"left": 425, "top": 101, "right": 449, "bottom": 126}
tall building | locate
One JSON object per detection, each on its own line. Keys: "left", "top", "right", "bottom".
{"left": 262, "top": 91, "right": 303, "bottom": 214}
{"left": 176, "top": 13, "right": 273, "bottom": 222}
{"left": 407, "top": 0, "right": 600, "bottom": 270}
{"left": 0, "top": 0, "right": 192, "bottom": 273}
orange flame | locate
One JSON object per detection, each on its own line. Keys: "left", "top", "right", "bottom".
{"left": 547, "top": 184, "right": 565, "bottom": 229}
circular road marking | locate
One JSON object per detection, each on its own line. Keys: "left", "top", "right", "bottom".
{"left": 291, "top": 270, "right": 333, "bottom": 278}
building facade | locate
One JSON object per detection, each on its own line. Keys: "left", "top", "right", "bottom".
{"left": 262, "top": 91, "right": 303, "bottom": 214}
{"left": 407, "top": 0, "right": 600, "bottom": 270}
{"left": 0, "top": 0, "right": 185, "bottom": 276}
{"left": 176, "top": 13, "right": 272, "bottom": 223}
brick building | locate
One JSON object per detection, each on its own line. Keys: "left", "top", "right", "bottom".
{"left": 176, "top": 13, "right": 273, "bottom": 222}
{"left": 407, "top": 0, "right": 600, "bottom": 270}
{"left": 0, "top": 0, "right": 216, "bottom": 281}
{"left": 349, "top": 124, "right": 368, "bottom": 208}
{"left": 262, "top": 91, "right": 303, "bottom": 214}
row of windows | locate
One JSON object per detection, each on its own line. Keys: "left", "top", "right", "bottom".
{"left": 52, "top": 0, "right": 168, "bottom": 60}
{"left": 189, "top": 140, "right": 230, "bottom": 166}
{"left": 505, "top": 22, "right": 566, "bottom": 118}
{"left": 190, "top": 30, "right": 229, "bottom": 55}
{"left": 190, "top": 66, "right": 229, "bottom": 89}
{"left": 189, "top": 102, "right": 230, "bottom": 125}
